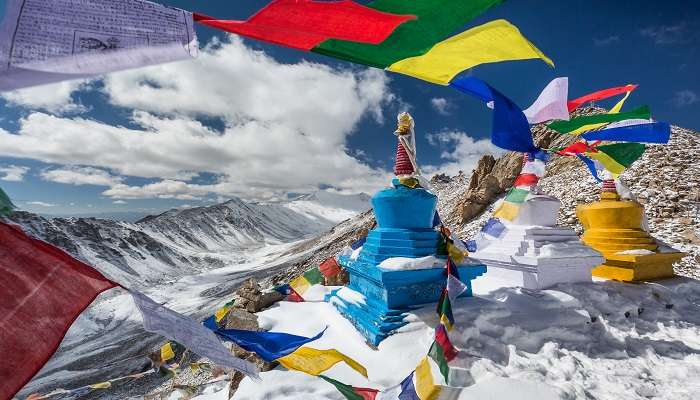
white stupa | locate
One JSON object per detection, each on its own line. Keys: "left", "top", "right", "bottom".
{"left": 471, "top": 154, "right": 604, "bottom": 290}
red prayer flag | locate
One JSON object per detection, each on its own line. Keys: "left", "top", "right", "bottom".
{"left": 512, "top": 173, "right": 540, "bottom": 187}
{"left": 193, "top": 0, "right": 415, "bottom": 51}
{"left": 286, "top": 288, "right": 305, "bottom": 303}
{"left": 435, "top": 324, "right": 459, "bottom": 362}
{"left": 319, "top": 257, "right": 342, "bottom": 278}
{"left": 0, "top": 222, "right": 118, "bottom": 399}
{"left": 353, "top": 387, "right": 379, "bottom": 400}
{"left": 567, "top": 84, "right": 638, "bottom": 112}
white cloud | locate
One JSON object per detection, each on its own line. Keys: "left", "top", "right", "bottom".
{"left": 670, "top": 90, "right": 699, "bottom": 107}
{"left": 0, "top": 37, "right": 393, "bottom": 200}
{"left": 430, "top": 98, "right": 451, "bottom": 115}
{"left": 639, "top": 23, "right": 689, "bottom": 45}
{"left": 1, "top": 80, "right": 88, "bottom": 114}
{"left": 26, "top": 201, "right": 56, "bottom": 207}
{"left": 113, "top": 200, "right": 127, "bottom": 204}
{"left": 0, "top": 165, "right": 29, "bottom": 181}
{"left": 593, "top": 35, "right": 620, "bottom": 46}
{"left": 425, "top": 130, "right": 505, "bottom": 176}
{"left": 41, "top": 166, "right": 123, "bottom": 186}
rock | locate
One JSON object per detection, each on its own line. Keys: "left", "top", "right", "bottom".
{"left": 222, "top": 308, "right": 259, "bottom": 331}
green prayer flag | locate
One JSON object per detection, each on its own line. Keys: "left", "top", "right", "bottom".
{"left": 303, "top": 267, "right": 324, "bottom": 285}
{"left": 505, "top": 188, "right": 530, "bottom": 204}
{"left": 319, "top": 375, "right": 375, "bottom": 400}
{"left": 0, "top": 187, "right": 15, "bottom": 216}
{"left": 428, "top": 340, "right": 450, "bottom": 384}
{"left": 312, "top": 0, "right": 504, "bottom": 68}
{"left": 597, "top": 143, "right": 646, "bottom": 168}
{"left": 548, "top": 106, "right": 651, "bottom": 134}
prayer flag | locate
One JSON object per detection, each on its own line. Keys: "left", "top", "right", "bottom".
{"left": 0, "top": 0, "right": 197, "bottom": 92}
{"left": 493, "top": 201, "right": 520, "bottom": 221}
{"left": 319, "top": 257, "right": 343, "bottom": 278}
{"left": 0, "top": 222, "right": 118, "bottom": 400}
{"left": 481, "top": 218, "right": 506, "bottom": 238}
{"left": 445, "top": 258, "right": 467, "bottom": 304}
{"left": 193, "top": 0, "right": 415, "bottom": 51}
{"left": 596, "top": 143, "right": 647, "bottom": 168}
{"left": 398, "top": 372, "right": 420, "bottom": 400}
{"left": 212, "top": 327, "right": 327, "bottom": 362}
{"left": 504, "top": 188, "right": 530, "bottom": 204}
{"left": 290, "top": 275, "right": 312, "bottom": 294}
{"left": 577, "top": 154, "right": 603, "bottom": 182}
{"left": 414, "top": 357, "right": 442, "bottom": 400}
{"left": 450, "top": 76, "right": 538, "bottom": 153}
{"left": 0, "top": 187, "right": 15, "bottom": 215}
{"left": 313, "top": 0, "right": 505, "bottom": 68}
{"left": 277, "top": 347, "right": 368, "bottom": 377}
{"left": 275, "top": 284, "right": 306, "bottom": 302}
{"left": 160, "top": 342, "right": 176, "bottom": 362}
{"left": 437, "top": 290, "right": 455, "bottom": 331}
{"left": 586, "top": 151, "right": 626, "bottom": 175}
{"left": 320, "top": 375, "right": 379, "bottom": 400}
{"left": 351, "top": 237, "right": 367, "bottom": 250}
{"left": 512, "top": 173, "right": 539, "bottom": 187}
{"left": 130, "top": 291, "right": 259, "bottom": 378}
{"left": 567, "top": 91, "right": 631, "bottom": 135}
{"left": 387, "top": 20, "right": 553, "bottom": 85}
{"left": 567, "top": 84, "right": 638, "bottom": 112}
{"left": 303, "top": 267, "right": 324, "bottom": 285}
{"left": 523, "top": 77, "right": 570, "bottom": 123}
{"left": 581, "top": 122, "right": 671, "bottom": 144}
{"left": 548, "top": 105, "right": 651, "bottom": 134}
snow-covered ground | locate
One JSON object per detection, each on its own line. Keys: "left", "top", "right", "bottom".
{"left": 192, "top": 273, "right": 700, "bottom": 400}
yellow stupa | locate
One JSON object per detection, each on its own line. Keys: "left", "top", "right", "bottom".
{"left": 576, "top": 179, "right": 685, "bottom": 282}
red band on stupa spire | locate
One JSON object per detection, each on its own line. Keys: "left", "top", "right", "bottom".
{"left": 394, "top": 141, "right": 414, "bottom": 176}
{"left": 602, "top": 179, "right": 617, "bottom": 193}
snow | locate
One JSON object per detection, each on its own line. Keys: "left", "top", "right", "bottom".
{"left": 378, "top": 255, "right": 443, "bottom": 270}
{"left": 194, "top": 273, "right": 700, "bottom": 400}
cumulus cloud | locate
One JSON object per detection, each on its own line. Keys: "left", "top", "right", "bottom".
{"left": 430, "top": 98, "right": 452, "bottom": 115}
{"left": 0, "top": 37, "right": 393, "bottom": 201}
{"left": 41, "top": 166, "right": 123, "bottom": 186}
{"left": 0, "top": 165, "right": 29, "bottom": 182}
{"left": 113, "top": 200, "right": 127, "bottom": 204}
{"left": 1, "top": 80, "right": 88, "bottom": 114}
{"left": 670, "top": 90, "right": 699, "bottom": 107}
{"left": 425, "top": 130, "right": 505, "bottom": 177}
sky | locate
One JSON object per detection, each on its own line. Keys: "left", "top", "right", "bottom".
{"left": 0, "top": 0, "right": 698, "bottom": 217}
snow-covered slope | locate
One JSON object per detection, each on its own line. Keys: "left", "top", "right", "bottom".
{"left": 8, "top": 192, "right": 370, "bottom": 289}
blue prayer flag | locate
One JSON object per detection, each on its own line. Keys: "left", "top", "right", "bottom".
{"left": 582, "top": 122, "right": 670, "bottom": 144}
{"left": 213, "top": 327, "right": 327, "bottom": 362}
{"left": 481, "top": 218, "right": 506, "bottom": 238}
{"left": 577, "top": 154, "right": 603, "bottom": 182}
{"left": 450, "top": 76, "right": 538, "bottom": 153}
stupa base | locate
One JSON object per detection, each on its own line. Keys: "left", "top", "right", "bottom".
{"left": 592, "top": 252, "right": 685, "bottom": 282}
{"left": 326, "top": 256, "right": 486, "bottom": 346}
{"left": 481, "top": 259, "right": 599, "bottom": 290}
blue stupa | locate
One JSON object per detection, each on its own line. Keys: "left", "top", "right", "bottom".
{"left": 326, "top": 113, "right": 487, "bottom": 346}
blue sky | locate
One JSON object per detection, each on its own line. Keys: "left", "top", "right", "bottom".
{"left": 0, "top": 0, "right": 698, "bottom": 216}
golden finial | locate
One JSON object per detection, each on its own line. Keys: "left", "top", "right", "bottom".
{"left": 395, "top": 112, "right": 414, "bottom": 136}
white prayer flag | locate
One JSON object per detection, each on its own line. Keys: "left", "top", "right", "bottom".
{"left": 130, "top": 291, "right": 259, "bottom": 379}
{"left": 524, "top": 77, "right": 570, "bottom": 124}
{"left": 0, "top": 0, "right": 198, "bottom": 91}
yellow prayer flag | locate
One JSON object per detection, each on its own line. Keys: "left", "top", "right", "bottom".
{"left": 277, "top": 347, "right": 368, "bottom": 377}
{"left": 586, "top": 151, "right": 626, "bottom": 176}
{"left": 447, "top": 243, "right": 466, "bottom": 263}
{"left": 160, "top": 342, "right": 176, "bottom": 362}
{"left": 215, "top": 306, "right": 230, "bottom": 322}
{"left": 290, "top": 275, "right": 312, "bottom": 294}
{"left": 439, "top": 314, "right": 454, "bottom": 332}
{"left": 415, "top": 357, "right": 442, "bottom": 400}
{"left": 387, "top": 19, "right": 554, "bottom": 85}
{"left": 89, "top": 382, "right": 112, "bottom": 390}
{"left": 571, "top": 91, "right": 631, "bottom": 135}
{"left": 493, "top": 201, "right": 520, "bottom": 221}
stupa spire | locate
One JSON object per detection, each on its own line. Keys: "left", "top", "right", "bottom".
{"left": 393, "top": 112, "right": 417, "bottom": 178}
